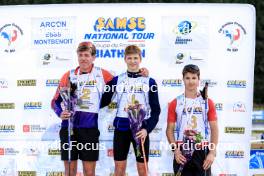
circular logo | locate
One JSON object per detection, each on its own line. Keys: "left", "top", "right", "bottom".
{"left": 0, "top": 23, "right": 23, "bottom": 53}
{"left": 177, "top": 53, "right": 184, "bottom": 60}
{"left": 176, "top": 21, "right": 197, "bottom": 35}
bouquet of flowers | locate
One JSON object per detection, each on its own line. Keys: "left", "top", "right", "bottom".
{"left": 59, "top": 82, "right": 78, "bottom": 134}
{"left": 126, "top": 94, "right": 146, "bottom": 157}
{"left": 176, "top": 129, "right": 203, "bottom": 176}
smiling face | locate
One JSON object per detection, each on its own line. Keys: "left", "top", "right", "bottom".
{"left": 77, "top": 50, "right": 95, "bottom": 72}
{"left": 124, "top": 45, "right": 142, "bottom": 72}
{"left": 183, "top": 72, "right": 200, "bottom": 92}
{"left": 124, "top": 53, "right": 141, "bottom": 72}
{"left": 77, "top": 42, "right": 96, "bottom": 72}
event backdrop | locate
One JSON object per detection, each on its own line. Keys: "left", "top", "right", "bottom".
{"left": 0, "top": 3, "right": 255, "bottom": 176}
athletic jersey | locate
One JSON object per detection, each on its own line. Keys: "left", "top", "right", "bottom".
{"left": 167, "top": 93, "right": 217, "bottom": 142}
{"left": 115, "top": 72, "right": 150, "bottom": 117}
{"left": 51, "top": 65, "right": 113, "bottom": 128}
{"left": 100, "top": 71, "right": 160, "bottom": 133}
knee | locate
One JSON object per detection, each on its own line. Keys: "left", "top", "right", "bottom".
{"left": 115, "top": 168, "right": 126, "bottom": 176}
{"left": 70, "top": 170, "right": 77, "bottom": 176}
{"left": 65, "top": 165, "right": 77, "bottom": 176}
{"left": 138, "top": 168, "right": 147, "bottom": 176}
{"left": 66, "top": 169, "right": 77, "bottom": 176}
{"left": 84, "top": 169, "right": 95, "bottom": 176}
{"left": 137, "top": 163, "right": 147, "bottom": 176}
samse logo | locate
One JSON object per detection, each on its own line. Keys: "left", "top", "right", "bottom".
{"left": 94, "top": 17, "right": 145, "bottom": 32}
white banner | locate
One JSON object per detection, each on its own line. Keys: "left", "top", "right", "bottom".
{"left": 0, "top": 3, "right": 255, "bottom": 176}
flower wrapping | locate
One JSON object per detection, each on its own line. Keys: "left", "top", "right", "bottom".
{"left": 59, "top": 82, "right": 78, "bottom": 133}
{"left": 126, "top": 94, "right": 146, "bottom": 157}
{"left": 176, "top": 129, "right": 203, "bottom": 176}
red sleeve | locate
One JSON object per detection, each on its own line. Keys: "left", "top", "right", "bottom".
{"left": 167, "top": 98, "right": 177, "bottom": 123}
{"left": 59, "top": 71, "right": 70, "bottom": 88}
{"left": 208, "top": 98, "right": 217, "bottom": 121}
{"left": 102, "top": 69, "right": 113, "bottom": 84}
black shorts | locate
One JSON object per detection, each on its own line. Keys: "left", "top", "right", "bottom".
{"left": 173, "top": 148, "right": 211, "bottom": 176}
{"left": 60, "top": 128, "right": 100, "bottom": 161}
{"left": 113, "top": 129, "right": 149, "bottom": 163}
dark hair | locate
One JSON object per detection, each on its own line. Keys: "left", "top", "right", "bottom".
{"left": 77, "top": 42, "right": 96, "bottom": 56}
{"left": 124, "top": 45, "right": 142, "bottom": 59}
{"left": 182, "top": 64, "right": 200, "bottom": 78}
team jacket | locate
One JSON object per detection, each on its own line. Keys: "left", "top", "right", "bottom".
{"left": 51, "top": 65, "right": 113, "bottom": 128}
{"left": 100, "top": 71, "right": 161, "bottom": 133}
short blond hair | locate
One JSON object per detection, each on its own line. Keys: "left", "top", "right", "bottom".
{"left": 124, "top": 45, "right": 142, "bottom": 60}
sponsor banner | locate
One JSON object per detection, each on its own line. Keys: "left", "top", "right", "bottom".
{"left": 251, "top": 130, "right": 264, "bottom": 146}
{"left": 218, "top": 21, "right": 247, "bottom": 52}
{"left": 161, "top": 79, "right": 183, "bottom": 87}
{"left": 22, "top": 147, "right": 41, "bottom": 156}
{"left": 24, "top": 102, "right": 42, "bottom": 110}
{"left": 252, "top": 111, "right": 264, "bottom": 124}
{"left": 0, "top": 103, "right": 15, "bottom": 109}
{"left": 200, "top": 79, "right": 218, "bottom": 87}
{"left": 0, "top": 78, "right": 8, "bottom": 88}
{"left": 215, "top": 103, "right": 223, "bottom": 111}
{"left": 168, "top": 50, "right": 207, "bottom": 66}
{"left": 250, "top": 149, "right": 264, "bottom": 169}
{"left": 225, "top": 150, "right": 245, "bottom": 158}
{"left": 46, "top": 79, "right": 60, "bottom": 87}
{"left": 227, "top": 80, "right": 246, "bottom": 88}
{"left": 83, "top": 16, "right": 155, "bottom": 59}
{"left": 31, "top": 17, "right": 76, "bottom": 68}
{"left": 23, "top": 125, "right": 46, "bottom": 133}
{"left": 0, "top": 3, "right": 255, "bottom": 175}
{"left": 0, "top": 147, "right": 19, "bottom": 155}
{"left": 18, "top": 171, "right": 36, "bottom": 176}
{"left": 0, "top": 125, "right": 15, "bottom": 133}
{"left": 37, "top": 50, "right": 74, "bottom": 67}
{"left": 160, "top": 17, "right": 209, "bottom": 68}
{"left": 233, "top": 101, "right": 246, "bottom": 112}
{"left": 149, "top": 149, "right": 162, "bottom": 157}
{"left": 45, "top": 172, "right": 64, "bottom": 176}
{"left": 31, "top": 17, "right": 76, "bottom": 49}
{"left": 48, "top": 149, "right": 60, "bottom": 156}
{"left": 161, "top": 17, "right": 209, "bottom": 49}
{"left": 0, "top": 23, "right": 24, "bottom": 53}
{"left": 17, "top": 79, "right": 36, "bottom": 87}
{"left": 225, "top": 127, "right": 245, "bottom": 134}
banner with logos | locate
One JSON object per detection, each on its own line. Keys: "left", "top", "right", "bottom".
{"left": 0, "top": 3, "right": 255, "bottom": 176}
